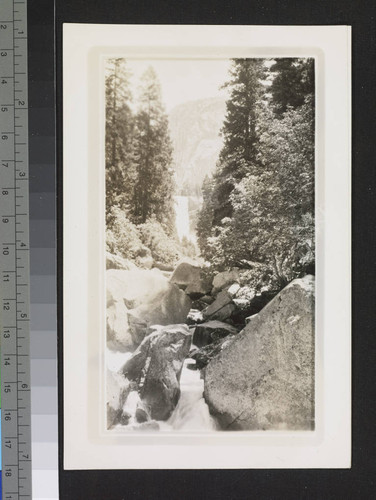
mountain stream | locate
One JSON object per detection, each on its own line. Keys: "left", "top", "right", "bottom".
{"left": 107, "top": 350, "right": 218, "bottom": 431}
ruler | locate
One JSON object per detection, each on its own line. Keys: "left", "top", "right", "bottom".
{"left": 0, "top": 0, "right": 32, "bottom": 498}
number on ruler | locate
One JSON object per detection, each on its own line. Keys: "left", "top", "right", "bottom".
{"left": 0, "top": 0, "right": 33, "bottom": 497}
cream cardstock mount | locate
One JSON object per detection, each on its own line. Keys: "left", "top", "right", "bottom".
{"left": 63, "top": 24, "right": 351, "bottom": 469}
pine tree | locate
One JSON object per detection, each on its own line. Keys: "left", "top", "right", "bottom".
{"left": 196, "top": 175, "right": 215, "bottom": 258}
{"left": 269, "top": 58, "right": 314, "bottom": 115}
{"left": 105, "top": 58, "right": 135, "bottom": 227}
{"left": 133, "top": 66, "right": 176, "bottom": 234}
{"left": 211, "top": 59, "right": 266, "bottom": 225}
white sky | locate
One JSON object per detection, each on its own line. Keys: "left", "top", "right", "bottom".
{"left": 125, "top": 59, "right": 232, "bottom": 112}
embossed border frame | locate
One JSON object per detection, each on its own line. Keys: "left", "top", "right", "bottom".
{"left": 62, "top": 24, "right": 351, "bottom": 470}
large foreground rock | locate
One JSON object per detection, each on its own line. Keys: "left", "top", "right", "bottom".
{"left": 204, "top": 275, "right": 315, "bottom": 430}
{"left": 106, "top": 270, "right": 191, "bottom": 351}
{"left": 122, "top": 324, "right": 192, "bottom": 420}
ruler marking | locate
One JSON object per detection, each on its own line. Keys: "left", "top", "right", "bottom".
{"left": 13, "top": 8, "right": 21, "bottom": 496}
{"left": 1, "top": 1, "right": 32, "bottom": 497}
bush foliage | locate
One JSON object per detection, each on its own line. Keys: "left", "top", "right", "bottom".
{"left": 106, "top": 209, "right": 192, "bottom": 268}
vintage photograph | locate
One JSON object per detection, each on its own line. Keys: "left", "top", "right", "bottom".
{"left": 63, "top": 23, "right": 350, "bottom": 469}
{"left": 105, "top": 56, "right": 315, "bottom": 432}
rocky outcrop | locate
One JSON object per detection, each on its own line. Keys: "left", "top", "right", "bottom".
{"left": 189, "top": 335, "right": 237, "bottom": 370}
{"left": 135, "top": 254, "right": 154, "bottom": 270}
{"left": 187, "top": 309, "right": 204, "bottom": 326}
{"left": 128, "top": 283, "right": 192, "bottom": 344}
{"left": 106, "top": 370, "right": 131, "bottom": 428}
{"left": 170, "top": 262, "right": 211, "bottom": 299}
{"left": 121, "top": 324, "right": 192, "bottom": 420}
{"left": 170, "top": 262, "right": 201, "bottom": 289}
{"left": 135, "top": 400, "right": 150, "bottom": 423}
{"left": 185, "top": 280, "right": 212, "bottom": 300}
{"left": 107, "top": 302, "right": 132, "bottom": 351}
{"left": 153, "top": 261, "right": 175, "bottom": 272}
{"left": 231, "top": 288, "right": 277, "bottom": 326}
{"left": 106, "top": 252, "right": 137, "bottom": 271}
{"left": 227, "top": 283, "right": 241, "bottom": 297}
{"left": 192, "top": 320, "right": 238, "bottom": 348}
{"left": 204, "top": 275, "right": 315, "bottom": 430}
{"left": 201, "top": 295, "right": 215, "bottom": 305}
{"left": 212, "top": 269, "right": 240, "bottom": 294}
{"left": 202, "top": 290, "right": 236, "bottom": 322}
{"left": 106, "top": 270, "right": 191, "bottom": 351}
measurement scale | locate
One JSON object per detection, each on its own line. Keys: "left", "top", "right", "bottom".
{"left": 0, "top": 0, "right": 32, "bottom": 498}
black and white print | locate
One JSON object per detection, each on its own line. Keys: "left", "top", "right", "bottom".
{"left": 105, "top": 57, "right": 315, "bottom": 432}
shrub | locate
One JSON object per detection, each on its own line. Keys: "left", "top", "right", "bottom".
{"left": 138, "top": 219, "right": 181, "bottom": 266}
{"left": 106, "top": 206, "right": 150, "bottom": 261}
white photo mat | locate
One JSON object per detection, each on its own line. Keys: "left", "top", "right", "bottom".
{"left": 63, "top": 24, "right": 351, "bottom": 469}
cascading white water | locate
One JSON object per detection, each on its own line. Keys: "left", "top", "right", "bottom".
{"left": 107, "top": 342, "right": 218, "bottom": 431}
{"left": 159, "top": 358, "right": 218, "bottom": 431}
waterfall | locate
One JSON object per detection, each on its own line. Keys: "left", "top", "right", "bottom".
{"left": 174, "top": 195, "right": 190, "bottom": 241}
{"left": 159, "top": 359, "right": 218, "bottom": 431}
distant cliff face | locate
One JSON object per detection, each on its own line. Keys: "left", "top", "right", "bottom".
{"left": 169, "top": 97, "right": 226, "bottom": 196}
